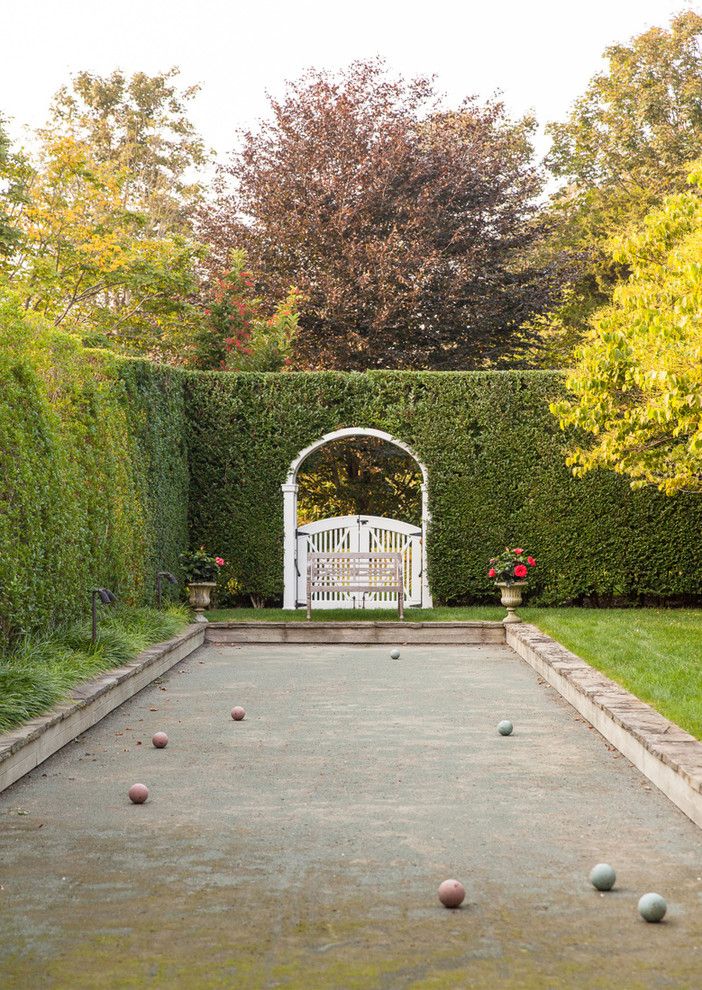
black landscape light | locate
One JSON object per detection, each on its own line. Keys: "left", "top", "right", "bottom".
{"left": 156, "top": 571, "right": 178, "bottom": 609}
{"left": 91, "top": 587, "right": 117, "bottom": 644}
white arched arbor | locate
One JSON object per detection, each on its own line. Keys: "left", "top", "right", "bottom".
{"left": 282, "top": 427, "right": 432, "bottom": 610}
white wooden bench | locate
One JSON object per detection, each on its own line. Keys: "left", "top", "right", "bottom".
{"left": 306, "top": 552, "right": 405, "bottom": 619}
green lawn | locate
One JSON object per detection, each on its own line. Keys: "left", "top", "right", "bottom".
{"left": 206, "top": 606, "right": 506, "bottom": 622}
{"left": 207, "top": 606, "right": 702, "bottom": 738}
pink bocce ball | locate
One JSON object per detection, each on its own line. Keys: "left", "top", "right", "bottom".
{"left": 438, "top": 879, "right": 466, "bottom": 909}
{"left": 231, "top": 706, "right": 246, "bottom": 721}
{"left": 128, "top": 783, "right": 149, "bottom": 804}
{"left": 152, "top": 732, "right": 168, "bottom": 749}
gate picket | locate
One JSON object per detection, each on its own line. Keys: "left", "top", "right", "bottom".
{"left": 296, "top": 515, "right": 423, "bottom": 608}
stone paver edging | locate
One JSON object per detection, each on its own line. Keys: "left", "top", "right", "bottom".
{"left": 506, "top": 623, "right": 702, "bottom": 830}
{"left": 205, "top": 620, "right": 504, "bottom": 645}
{"left": 0, "top": 623, "right": 205, "bottom": 795}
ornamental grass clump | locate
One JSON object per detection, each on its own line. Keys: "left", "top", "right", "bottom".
{"left": 0, "top": 605, "right": 189, "bottom": 733}
{"left": 488, "top": 547, "right": 536, "bottom": 585}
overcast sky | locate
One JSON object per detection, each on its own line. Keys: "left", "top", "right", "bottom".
{"left": 2, "top": 0, "right": 697, "bottom": 163}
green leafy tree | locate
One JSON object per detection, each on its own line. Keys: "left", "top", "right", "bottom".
{"left": 48, "top": 68, "right": 208, "bottom": 232}
{"left": 551, "top": 165, "right": 702, "bottom": 495}
{"left": 195, "top": 251, "right": 300, "bottom": 371}
{"left": 0, "top": 115, "right": 30, "bottom": 263}
{"left": 297, "top": 437, "right": 422, "bottom": 525}
{"left": 535, "top": 10, "right": 702, "bottom": 364}
{"left": 6, "top": 132, "right": 205, "bottom": 361}
{"left": 2, "top": 70, "right": 214, "bottom": 362}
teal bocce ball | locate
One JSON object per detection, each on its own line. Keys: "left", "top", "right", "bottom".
{"left": 590, "top": 863, "right": 616, "bottom": 891}
{"left": 638, "top": 892, "right": 667, "bottom": 923}
{"left": 497, "top": 720, "right": 513, "bottom": 736}
{"left": 390, "top": 648, "right": 401, "bottom": 660}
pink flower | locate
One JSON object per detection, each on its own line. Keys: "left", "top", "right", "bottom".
{"left": 527, "top": 556, "right": 536, "bottom": 567}
{"left": 512, "top": 548, "right": 524, "bottom": 555}
{"left": 215, "top": 557, "right": 225, "bottom": 567}
{"left": 514, "top": 564, "right": 527, "bottom": 579}
{"left": 488, "top": 567, "right": 496, "bottom": 578}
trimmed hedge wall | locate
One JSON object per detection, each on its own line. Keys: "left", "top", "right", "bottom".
{"left": 3, "top": 320, "right": 701, "bottom": 646}
{"left": 184, "top": 371, "right": 702, "bottom": 606}
{"left": 0, "top": 296, "right": 189, "bottom": 645}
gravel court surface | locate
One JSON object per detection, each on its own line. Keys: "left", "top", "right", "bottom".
{"left": 0, "top": 641, "right": 700, "bottom": 989}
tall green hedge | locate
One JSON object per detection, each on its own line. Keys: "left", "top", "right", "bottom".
{"left": 184, "top": 370, "right": 702, "bottom": 605}
{"left": 3, "top": 314, "right": 701, "bottom": 646}
{"left": 0, "top": 295, "right": 188, "bottom": 645}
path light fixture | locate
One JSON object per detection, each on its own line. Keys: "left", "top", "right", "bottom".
{"left": 156, "top": 571, "right": 178, "bottom": 609}
{"left": 91, "top": 587, "right": 117, "bottom": 644}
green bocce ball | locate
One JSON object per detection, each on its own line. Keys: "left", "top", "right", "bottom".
{"left": 497, "top": 720, "right": 513, "bottom": 736}
{"left": 390, "top": 648, "right": 400, "bottom": 660}
{"left": 638, "top": 892, "right": 667, "bottom": 923}
{"left": 590, "top": 863, "right": 616, "bottom": 891}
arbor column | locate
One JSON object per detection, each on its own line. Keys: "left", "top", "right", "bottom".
{"left": 420, "top": 482, "right": 433, "bottom": 608}
{"left": 282, "top": 482, "right": 299, "bottom": 609}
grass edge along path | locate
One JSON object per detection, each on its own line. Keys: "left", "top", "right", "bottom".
{"left": 208, "top": 607, "right": 701, "bottom": 739}
{"left": 0, "top": 605, "right": 189, "bottom": 734}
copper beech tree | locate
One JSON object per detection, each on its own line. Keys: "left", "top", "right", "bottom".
{"left": 202, "top": 61, "right": 553, "bottom": 369}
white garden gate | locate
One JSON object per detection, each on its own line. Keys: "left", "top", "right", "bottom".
{"left": 282, "top": 427, "right": 433, "bottom": 610}
{"left": 296, "top": 515, "right": 423, "bottom": 609}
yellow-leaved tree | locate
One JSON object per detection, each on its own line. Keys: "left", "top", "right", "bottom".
{"left": 4, "top": 70, "right": 209, "bottom": 363}
{"left": 552, "top": 165, "right": 702, "bottom": 495}
{"left": 7, "top": 133, "right": 205, "bottom": 360}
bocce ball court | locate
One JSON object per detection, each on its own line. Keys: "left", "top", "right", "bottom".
{"left": 1, "top": 639, "right": 700, "bottom": 989}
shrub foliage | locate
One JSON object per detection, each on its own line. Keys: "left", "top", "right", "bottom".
{"left": 185, "top": 370, "right": 702, "bottom": 606}
{"left": 0, "top": 293, "right": 189, "bottom": 644}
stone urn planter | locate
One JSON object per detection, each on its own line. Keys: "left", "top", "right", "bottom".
{"left": 186, "top": 581, "right": 216, "bottom": 613}
{"left": 496, "top": 581, "right": 526, "bottom": 624}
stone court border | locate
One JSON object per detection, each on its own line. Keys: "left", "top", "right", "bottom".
{"left": 0, "top": 619, "right": 700, "bottom": 832}
{"left": 505, "top": 623, "right": 702, "bottom": 830}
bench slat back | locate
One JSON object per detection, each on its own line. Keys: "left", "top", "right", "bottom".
{"left": 306, "top": 552, "right": 404, "bottom": 618}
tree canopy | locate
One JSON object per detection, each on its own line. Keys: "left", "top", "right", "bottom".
{"left": 5, "top": 131, "right": 205, "bottom": 361}
{"left": 552, "top": 165, "right": 702, "bottom": 495}
{"left": 0, "top": 116, "right": 29, "bottom": 263}
{"left": 48, "top": 68, "right": 208, "bottom": 232}
{"left": 533, "top": 10, "right": 702, "bottom": 365}
{"left": 0, "top": 71, "right": 217, "bottom": 362}
{"left": 194, "top": 250, "right": 300, "bottom": 371}
{"left": 297, "top": 437, "right": 422, "bottom": 525}
{"left": 202, "top": 60, "right": 552, "bottom": 370}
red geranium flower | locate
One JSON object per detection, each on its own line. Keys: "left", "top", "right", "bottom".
{"left": 512, "top": 548, "right": 524, "bottom": 555}
{"left": 488, "top": 567, "right": 496, "bottom": 578}
{"left": 527, "top": 556, "right": 536, "bottom": 567}
{"left": 514, "top": 564, "right": 528, "bottom": 579}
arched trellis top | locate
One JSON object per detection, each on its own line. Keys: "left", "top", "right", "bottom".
{"left": 285, "top": 427, "right": 428, "bottom": 486}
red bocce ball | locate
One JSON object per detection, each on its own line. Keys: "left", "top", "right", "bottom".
{"left": 438, "top": 879, "right": 465, "bottom": 909}
{"left": 128, "top": 783, "right": 149, "bottom": 804}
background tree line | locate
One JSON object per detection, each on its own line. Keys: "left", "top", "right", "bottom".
{"left": 1, "top": 9, "right": 701, "bottom": 490}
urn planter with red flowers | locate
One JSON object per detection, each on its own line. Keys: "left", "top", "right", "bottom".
{"left": 179, "top": 547, "right": 225, "bottom": 613}
{"left": 487, "top": 547, "right": 536, "bottom": 624}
